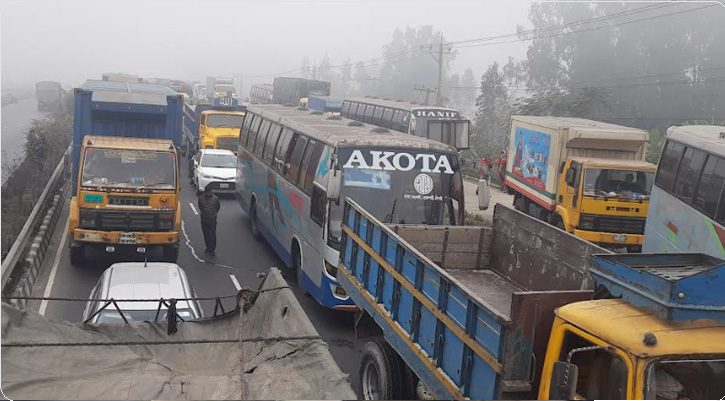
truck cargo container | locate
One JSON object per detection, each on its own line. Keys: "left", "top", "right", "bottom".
{"left": 272, "top": 77, "right": 330, "bottom": 106}
{"left": 34, "top": 81, "right": 65, "bottom": 112}
{"left": 505, "top": 116, "right": 657, "bottom": 251}
{"left": 338, "top": 199, "right": 725, "bottom": 400}
{"left": 306, "top": 95, "right": 343, "bottom": 113}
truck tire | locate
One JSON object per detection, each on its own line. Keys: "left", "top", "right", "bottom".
{"left": 249, "top": 201, "right": 261, "bottom": 240}
{"left": 163, "top": 245, "right": 179, "bottom": 262}
{"left": 514, "top": 195, "right": 529, "bottom": 213}
{"left": 70, "top": 245, "right": 85, "bottom": 266}
{"left": 360, "top": 340, "right": 405, "bottom": 400}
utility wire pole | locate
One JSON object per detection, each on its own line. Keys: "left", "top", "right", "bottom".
{"left": 413, "top": 85, "right": 436, "bottom": 105}
{"left": 422, "top": 33, "right": 453, "bottom": 106}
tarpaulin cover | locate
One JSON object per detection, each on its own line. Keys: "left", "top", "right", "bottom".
{"left": 1, "top": 268, "right": 355, "bottom": 400}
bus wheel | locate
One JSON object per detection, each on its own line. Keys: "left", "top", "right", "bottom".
{"left": 360, "top": 340, "right": 404, "bottom": 400}
{"left": 70, "top": 244, "right": 85, "bottom": 266}
{"left": 291, "top": 243, "right": 306, "bottom": 291}
{"left": 249, "top": 200, "right": 261, "bottom": 240}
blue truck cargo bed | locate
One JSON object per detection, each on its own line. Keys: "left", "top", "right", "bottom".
{"left": 307, "top": 95, "right": 342, "bottom": 113}
{"left": 71, "top": 80, "right": 183, "bottom": 189}
{"left": 590, "top": 253, "right": 725, "bottom": 322}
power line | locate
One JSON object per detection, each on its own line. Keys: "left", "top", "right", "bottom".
{"left": 449, "top": 74, "right": 725, "bottom": 91}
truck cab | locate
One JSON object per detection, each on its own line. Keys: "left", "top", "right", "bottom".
{"left": 556, "top": 157, "right": 656, "bottom": 251}
{"left": 198, "top": 109, "right": 244, "bottom": 153}
{"left": 68, "top": 136, "right": 181, "bottom": 263}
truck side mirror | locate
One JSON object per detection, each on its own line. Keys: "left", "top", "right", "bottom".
{"left": 477, "top": 179, "right": 490, "bottom": 211}
{"left": 327, "top": 170, "right": 341, "bottom": 201}
{"left": 550, "top": 361, "right": 578, "bottom": 400}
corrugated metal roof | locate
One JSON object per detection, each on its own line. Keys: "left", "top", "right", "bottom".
{"left": 80, "top": 79, "right": 177, "bottom": 95}
{"left": 83, "top": 135, "right": 176, "bottom": 151}
{"left": 667, "top": 125, "right": 725, "bottom": 155}
{"left": 247, "top": 104, "right": 455, "bottom": 152}
{"left": 344, "top": 97, "right": 458, "bottom": 113}
{"left": 512, "top": 115, "right": 648, "bottom": 134}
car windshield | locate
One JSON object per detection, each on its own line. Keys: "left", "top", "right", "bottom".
{"left": 201, "top": 153, "right": 236, "bottom": 168}
{"left": 206, "top": 114, "right": 243, "bottom": 128}
{"left": 97, "top": 308, "right": 194, "bottom": 324}
{"left": 81, "top": 148, "right": 176, "bottom": 189}
{"left": 328, "top": 148, "right": 464, "bottom": 241}
{"left": 645, "top": 358, "right": 725, "bottom": 399}
{"left": 583, "top": 169, "right": 653, "bottom": 199}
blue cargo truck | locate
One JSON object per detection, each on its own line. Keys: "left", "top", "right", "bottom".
{"left": 306, "top": 95, "right": 342, "bottom": 113}
{"left": 67, "top": 80, "right": 184, "bottom": 263}
{"left": 339, "top": 200, "right": 725, "bottom": 400}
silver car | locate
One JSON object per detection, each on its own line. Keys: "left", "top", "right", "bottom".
{"left": 82, "top": 262, "right": 202, "bottom": 324}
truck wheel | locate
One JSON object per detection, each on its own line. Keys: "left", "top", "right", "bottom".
{"left": 70, "top": 245, "right": 85, "bottom": 266}
{"left": 249, "top": 201, "right": 261, "bottom": 240}
{"left": 514, "top": 195, "right": 528, "bottom": 212}
{"left": 360, "top": 340, "right": 404, "bottom": 400}
{"left": 163, "top": 245, "right": 179, "bottom": 262}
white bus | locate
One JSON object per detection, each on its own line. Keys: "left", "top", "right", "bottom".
{"left": 644, "top": 125, "right": 725, "bottom": 258}
{"left": 236, "top": 105, "right": 465, "bottom": 309}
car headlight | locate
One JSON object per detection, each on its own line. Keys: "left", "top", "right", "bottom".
{"left": 579, "top": 215, "right": 595, "bottom": 230}
{"left": 200, "top": 173, "right": 213, "bottom": 179}
{"left": 79, "top": 209, "right": 96, "bottom": 229}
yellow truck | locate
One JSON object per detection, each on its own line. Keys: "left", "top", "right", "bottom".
{"left": 197, "top": 109, "right": 244, "bottom": 153}
{"left": 505, "top": 116, "right": 657, "bottom": 251}
{"left": 69, "top": 136, "right": 181, "bottom": 263}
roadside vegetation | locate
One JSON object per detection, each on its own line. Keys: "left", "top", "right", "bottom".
{"left": 1, "top": 100, "right": 72, "bottom": 258}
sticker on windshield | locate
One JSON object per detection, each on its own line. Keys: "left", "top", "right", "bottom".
{"left": 343, "top": 169, "right": 391, "bottom": 190}
{"left": 413, "top": 174, "right": 434, "bottom": 195}
{"left": 83, "top": 194, "right": 103, "bottom": 203}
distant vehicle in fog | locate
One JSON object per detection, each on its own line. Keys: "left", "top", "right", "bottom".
{"left": 249, "top": 83, "right": 274, "bottom": 104}
{"left": 35, "top": 81, "right": 65, "bottom": 112}
{"left": 272, "top": 77, "right": 330, "bottom": 106}
{"left": 102, "top": 72, "right": 143, "bottom": 83}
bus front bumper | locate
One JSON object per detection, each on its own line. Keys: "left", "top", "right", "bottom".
{"left": 72, "top": 229, "right": 179, "bottom": 246}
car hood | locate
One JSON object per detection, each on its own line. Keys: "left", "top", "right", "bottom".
{"left": 199, "top": 166, "right": 236, "bottom": 179}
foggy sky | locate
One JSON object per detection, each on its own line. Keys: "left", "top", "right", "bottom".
{"left": 1, "top": 0, "right": 530, "bottom": 92}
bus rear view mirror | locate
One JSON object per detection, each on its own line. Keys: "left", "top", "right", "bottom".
{"left": 326, "top": 170, "right": 341, "bottom": 202}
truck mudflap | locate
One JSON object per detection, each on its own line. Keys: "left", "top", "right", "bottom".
{"left": 0, "top": 268, "right": 356, "bottom": 400}
{"left": 338, "top": 199, "right": 592, "bottom": 400}
{"left": 590, "top": 253, "right": 725, "bottom": 322}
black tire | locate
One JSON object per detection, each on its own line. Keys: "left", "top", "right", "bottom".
{"left": 401, "top": 363, "right": 420, "bottom": 400}
{"left": 359, "top": 340, "right": 405, "bottom": 400}
{"left": 249, "top": 200, "right": 261, "bottom": 240}
{"left": 162, "top": 245, "right": 179, "bottom": 262}
{"left": 291, "top": 242, "right": 306, "bottom": 291}
{"left": 70, "top": 245, "right": 85, "bottom": 266}
{"left": 514, "top": 195, "right": 528, "bottom": 212}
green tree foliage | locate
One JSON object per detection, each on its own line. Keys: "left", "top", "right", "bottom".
{"left": 473, "top": 62, "right": 511, "bottom": 157}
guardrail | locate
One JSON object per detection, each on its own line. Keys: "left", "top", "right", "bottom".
{"left": 1, "top": 146, "right": 70, "bottom": 306}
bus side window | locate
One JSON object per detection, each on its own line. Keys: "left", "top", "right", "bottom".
{"left": 274, "top": 128, "right": 293, "bottom": 174}
{"left": 382, "top": 108, "right": 394, "bottom": 128}
{"left": 248, "top": 116, "right": 263, "bottom": 150}
{"left": 285, "top": 134, "right": 308, "bottom": 185}
{"left": 299, "top": 141, "right": 324, "bottom": 195}
{"left": 692, "top": 155, "right": 725, "bottom": 219}
{"left": 373, "top": 106, "right": 384, "bottom": 125}
{"left": 264, "top": 124, "right": 281, "bottom": 164}
{"left": 655, "top": 141, "right": 684, "bottom": 192}
{"left": 240, "top": 113, "right": 253, "bottom": 147}
{"left": 341, "top": 101, "right": 350, "bottom": 116}
{"left": 254, "top": 120, "right": 271, "bottom": 158}
{"left": 674, "top": 147, "right": 706, "bottom": 202}
{"left": 364, "top": 104, "right": 374, "bottom": 123}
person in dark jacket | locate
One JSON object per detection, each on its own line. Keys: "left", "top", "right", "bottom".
{"left": 197, "top": 186, "right": 221, "bottom": 255}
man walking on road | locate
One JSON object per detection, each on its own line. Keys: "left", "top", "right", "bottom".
{"left": 198, "top": 186, "right": 220, "bottom": 256}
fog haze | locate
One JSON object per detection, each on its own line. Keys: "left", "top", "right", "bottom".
{"left": 1, "top": 0, "right": 530, "bottom": 90}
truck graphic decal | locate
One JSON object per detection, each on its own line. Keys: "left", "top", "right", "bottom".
{"left": 512, "top": 127, "right": 550, "bottom": 191}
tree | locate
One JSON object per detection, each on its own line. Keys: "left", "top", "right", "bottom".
{"left": 301, "top": 57, "right": 311, "bottom": 79}
{"left": 473, "top": 62, "right": 511, "bottom": 157}
{"left": 317, "top": 54, "right": 334, "bottom": 82}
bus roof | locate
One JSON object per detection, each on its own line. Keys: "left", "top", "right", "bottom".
{"left": 345, "top": 96, "right": 458, "bottom": 113}
{"left": 83, "top": 135, "right": 176, "bottom": 151}
{"left": 247, "top": 104, "right": 456, "bottom": 153}
{"left": 666, "top": 125, "right": 725, "bottom": 156}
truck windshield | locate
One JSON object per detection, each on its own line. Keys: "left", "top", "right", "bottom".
{"left": 328, "top": 148, "right": 464, "bottom": 241}
{"left": 81, "top": 148, "right": 176, "bottom": 189}
{"left": 215, "top": 85, "right": 235, "bottom": 94}
{"left": 583, "top": 169, "right": 653, "bottom": 199}
{"left": 201, "top": 153, "right": 236, "bottom": 168}
{"left": 207, "top": 114, "right": 243, "bottom": 128}
{"left": 645, "top": 358, "right": 725, "bottom": 399}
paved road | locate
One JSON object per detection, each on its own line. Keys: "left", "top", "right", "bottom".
{"left": 1, "top": 97, "right": 49, "bottom": 180}
{"left": 463, "top": 177, "right": 514, "bottom": 223}
{"left": 30, "top": 180, "right": 365, "bottom": 397}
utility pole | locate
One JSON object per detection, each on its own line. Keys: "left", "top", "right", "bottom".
{"left": 422, "top": 33, "right": 453, "bottom": 106}
{"left": 312, "top": 62, "right": 317, "bottom": 81}
{"left": 413, "top": 85, "right": 436, "bottom": 105}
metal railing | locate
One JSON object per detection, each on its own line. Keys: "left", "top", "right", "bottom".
{"left": 1, "top": 146, "right": 70, "bottom": 299}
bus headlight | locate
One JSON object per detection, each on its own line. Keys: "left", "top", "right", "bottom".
{"left": 579, "top": 215, "right": 595, "bottom": 230}
{"left": 324, "top": 260, "right": 338, "bottom": 278}
{"left": 79, "top": 209, "right": 97, "bottom": 229}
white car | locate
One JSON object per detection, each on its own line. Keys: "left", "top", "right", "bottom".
{"left": 82, "top": 262, "right": 202, "bottom": 325}
{"left": 192, "top": 148, "right": 237, "bottom": 195}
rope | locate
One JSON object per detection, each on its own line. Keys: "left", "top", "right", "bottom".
{"left": 2, "top": 335, "right": 323, "bottom": 348}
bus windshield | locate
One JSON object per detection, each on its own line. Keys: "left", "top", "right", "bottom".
{"left": 81, "top": 148, "right": 176, "bottom": 189}
{"left": 583, "top": 169, "right": 653, "bottom": 199}
{"left": 207, "top": 114, "right": 243, "bottom": 128}
{"left": 328, "top": 148, "right": 464, "bottom": 241}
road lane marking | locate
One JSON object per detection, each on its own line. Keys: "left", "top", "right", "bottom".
{"left": 181, "top": 219, "right": 205, "bottom": 263}
{"left": 39, "top": 217, "right": 69, "bottom": 316}
{"left": 189, "top": 202, "right": 199, "bottom": 216}
{"left": 229, "top": 274, "right": 242, "bottom": 291}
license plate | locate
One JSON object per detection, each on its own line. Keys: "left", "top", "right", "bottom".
{"left": 119, "top": 232, "right": 137, "bottom": 244}
{"left": 219, "top": 183, "right": 229, "bottom": 188}
{"left": 613, "top": 234, "right": 627, "bottom": 242}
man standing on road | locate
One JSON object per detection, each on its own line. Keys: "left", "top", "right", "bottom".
{"left": 198, "top": 186, "right": 221, "bottom": 256}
